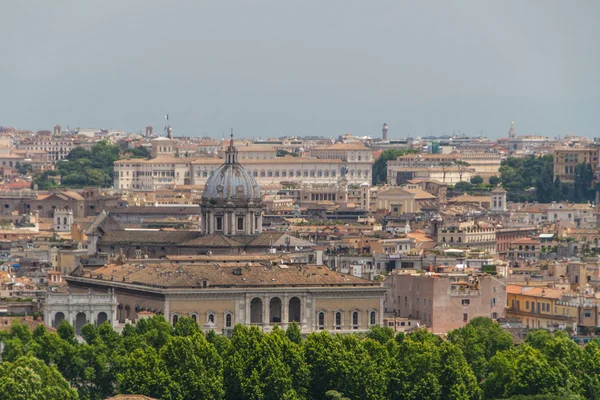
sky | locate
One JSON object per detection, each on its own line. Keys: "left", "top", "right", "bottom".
{"left": 1, "top": 1, "right": 599, "bottom": 139}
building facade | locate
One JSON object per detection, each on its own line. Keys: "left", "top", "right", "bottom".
{"left": 383, "top": 273, "right": 506, "bottom": 334}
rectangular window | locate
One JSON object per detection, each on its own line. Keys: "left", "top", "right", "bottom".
{"left": 462, "top": 299, "right": 470, "bottom": 306}
{"left": 237, "top": 217, "right": 244, "bottom": 231}
{"left": 463, "top": 313, "right": 468, "bottom": 322}
{"left": 216, "top": 217, "right": 223, "bottom": 231}
{"left": 585, "top": 311, "right": 592, "bottom": 318}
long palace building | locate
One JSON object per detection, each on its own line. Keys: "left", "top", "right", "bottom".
{"left": 113, "top": 137, "right": 373, "bottom": 190}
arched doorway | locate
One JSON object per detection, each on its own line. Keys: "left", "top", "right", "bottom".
{"left": 53, "top": 312, "right": 65, "bottom": 327}
{"left": 288, "top": 297, "right": 301, "bottom": 322}
{"left": 75, "top": 312, "right": 87, "bottom": 335}
{"left": 250, "top": 297, "right": 263, "bottom": 324}
{"left": 96, "top": 312, "right": 108, "bottom": 325}
{"left": 269, "top": 297, "right": 282, "bottom": 323}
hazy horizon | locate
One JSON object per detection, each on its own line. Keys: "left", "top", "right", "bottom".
{"left": 2, "top": 1, "right": 599, "bottom": 139}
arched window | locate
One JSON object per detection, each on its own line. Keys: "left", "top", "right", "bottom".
{"left": 370, "top": 310, "right": 377, "bottom": 326}
{"left": 172, "top": 314, "right": 179, "bottom": 326}
{"left": 64, "top": 217, "right": 67, "bottom": 225}
{"left": 56, "top": 217, "right": 60, "bottom": 224}
{"left": 207, "top": 313, "right": 215, "bottom": 323}
{"left": 191, "top": 314, "right": 197, "bottom": 323}
{"left": 318, "top": 311, "right": 325, "bottom": 329}
{"left": 335, "top": 311, "right": 342, "bottom": 329}
{"left": 352, "top": 311, "right": 359, "bottom": 329}
{"left": 225, "top": 313, "right": 233, "bottom": 328}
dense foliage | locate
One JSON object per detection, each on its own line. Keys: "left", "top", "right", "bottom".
{"left": 499, "top": 155, "right": 595, "bottom": 203}
{"left": 32, "top": 141, "right": 120, "bottom": 189}
{"left": 372, "top": 148, "right": 419, "bottom": 185}
{"left": 123, "top": 146, "right": 150, "bottom": 159}
{"left": 1, "top": 316, "right": 599, "bottom": 399}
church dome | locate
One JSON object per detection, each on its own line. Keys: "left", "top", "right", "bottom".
{"left": 202, "top": 135, "right": 261, "bottom": 201}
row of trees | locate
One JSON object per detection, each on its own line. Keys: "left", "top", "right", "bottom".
{"left": 499, "top": 155, "right": 596, "bottom": 203}
{"left": 1, "top": 316, "right": 599, "bottom": 400}
{"left": 32, "top": 141, "right": 121, "bottom": 189}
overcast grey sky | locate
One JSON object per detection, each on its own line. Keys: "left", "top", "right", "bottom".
{"left": 1, "top": 1, "right": 599, "bottom": 139}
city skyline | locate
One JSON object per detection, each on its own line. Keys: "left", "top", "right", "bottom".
{"left": 2, "top": 1, "right": 599, "bottom": 138}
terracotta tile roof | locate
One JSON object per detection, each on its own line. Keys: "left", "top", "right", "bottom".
{"left": 448, "top": 195, "right": 491, "bottom": 203}
{"left": 521, "top": 287, "right": 564, "bottom": 299}
{"left": 403, "top": 188, "right": 436, "bottom": 200}
{"left": 81, "top": 262, "right": 377, "bottom": 289}
{"left": 180, "top": 233, "right": 243, "bottom": 248}
{"left": 318, "top": 143, "right": 370, "bottom": 151}
{"left": 106, "top": 207, "right": 200, "bottom": 215}
{"left": 507, "top": 285, "right": 523, "bottom": 294}
{"left": 101, "top": 230, "right": 202, "bottom": 245}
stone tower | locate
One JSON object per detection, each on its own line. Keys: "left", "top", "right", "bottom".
{"left": 508, "top": 121, "right": 516, "bottom": 139}
{"left": 491, "top": 186, "right": 507, "bottom": 213}
{"left": 54, "top": 208, "right": 73, "bottom": 232}
{"left": 382, "top": 123, "right": 389, "bottom": 140}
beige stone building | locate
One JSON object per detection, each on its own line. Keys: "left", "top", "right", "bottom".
{"left": 553, "top": 147, "right": 599, "bottom": 184}
{"left": 376, "top": 187, "right": 417, "bottom": 213}
{"left": 66, "top": 260, "right": 386, "bottom": 335}
{"left": 438, "top": 221, "right": 497, "bottom": 255}
{"left": 114, "top": 156, "right": 371, "bottom": 191}
{"left": 383, "top": 272, "right": 506, "bottom": 334}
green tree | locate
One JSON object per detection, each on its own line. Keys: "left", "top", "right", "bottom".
{"left": 389, "top": 333, "right": 443, "bottom": 400}
{"left": 0, "top": 355, "right": 78, "bottom": 400}
{"left": 135, "top": 315, "right": 173, "bottom": 349}
{"left": 277, "top": 149, "right": 299, "bottom": 157}
{"left": 116, "top": 346, "right": 172, "bottom": 399}
{"left": 372, "top": 149, "right": 419, "bottom": 185}
{"left": 454, "top": 181, "right": 472, "bottom": 192}
{"left": 456, "top": 161, "right": 470, "bottom": 182}
{"left": 573, "top": 162, "right": 595, "bottom": 203}
{"left": 160, "top": 334, "right": 225, "bottom": 400}
{"left": 173, "top": 316, "right": 201, "bottom": 337}
{"left": 439, "top": 342, "right": 481, "bottom": 400}
{"left": 286, "top": 321, "right": 302, "bottom": 345}
{"left": 123, "top": 147, "right": 150, "bottom": 158}
{"left": 499, "top": 155, "right": 554, "bottom": 202}
{"left": 447, "top": 317, "right": 513, "bottom": 382}
{"left": 366, "top": 325, "right": 395, "bottom": 345}
{"left": 304, "top": 332, "right": 387, "bottom": 400}
{"left": 484, "top": 344, "right": 562, "bottom": 399}
{"left": 489, "top": 175, "right": 501, "bottom": 185}
{"left": 470, "top": 175, "right": 484, "bottom": 185}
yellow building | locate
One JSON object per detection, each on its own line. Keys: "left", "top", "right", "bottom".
{"left": 507, "top": 285, "right": 577, "bottom": 330}
{"left": 553, "top": 147, "right": 598, "bottom": 184}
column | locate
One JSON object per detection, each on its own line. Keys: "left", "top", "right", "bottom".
{"left": 245, "top": 295, "right": 251, "bottom": 325}
{"left": 282, "top": 295, "right": 289, "bottom": 327}
{"left": 231, "top": 212, "right": 235, "bottom": 235}
{"left": 164, "top": 298, "right": 170, "bottom": 320}
{"left": 261, "top": 296, "right": 268, "bottom": 328}
{"left": 246, "top": 213, "right": 251, "bottom": 235}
